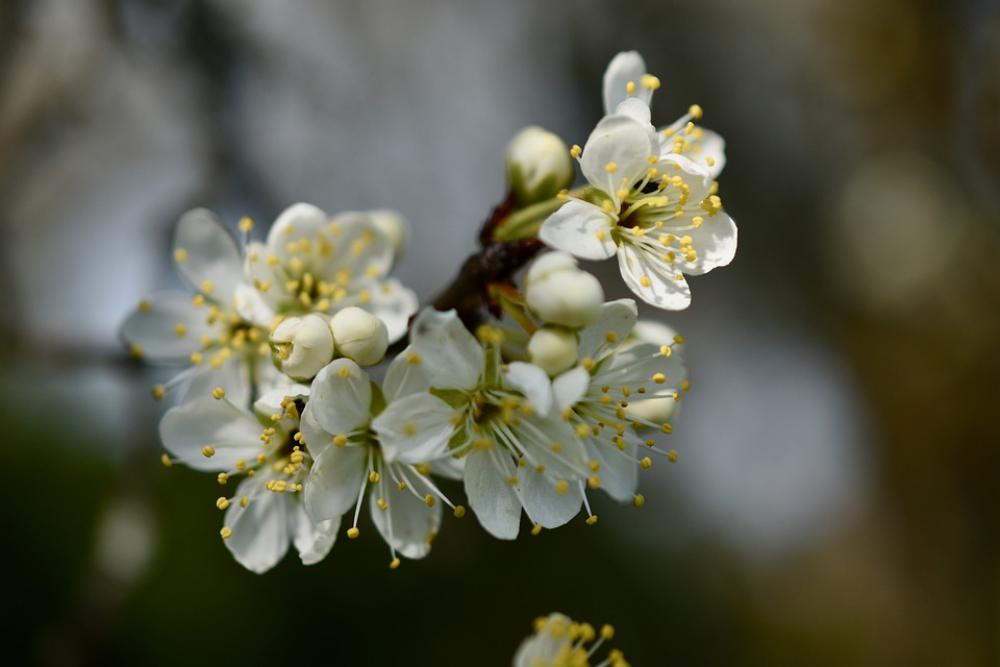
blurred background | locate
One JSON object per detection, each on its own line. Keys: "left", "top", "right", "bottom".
{"left": 2, "top": 0, "right": 999, "bottom": 664}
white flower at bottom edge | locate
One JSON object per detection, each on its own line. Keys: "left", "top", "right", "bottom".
{"left": 300, "top": 357, "right": 463, "bottom": 568}
{"left": 121, "top": 208, "right": 276, "bottom": 408}
{"left": 514, "top": 613, "right": 629, "bottom": 667}
{"left": 549, "top": 299, "right": 688, "bottom": 507}
{"left": 158, "top": 382, "right": 338, "bottom": 573}
{"left": 372, "top": 309, "right": 591, "bottom": 541}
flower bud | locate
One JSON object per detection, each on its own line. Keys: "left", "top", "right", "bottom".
{"left": 369, "top": 209, "right": 409, "bottom": 258}
{"left": 505, "top": 126, "right": 574, "bottom": 205}
{"left": 330, "top": 307, "right": 388, "bottom": 366}
{"left": 625, "top": 396, "right": 677, "bottom": 424}
{"left": 524, "top": 252, "right": 604, "bottom": 328}
{"left": 528, "top": 326, "right": 578, "bottom": 376}
{"left": 270, "top": 314, "right": 335, "bottom": 380}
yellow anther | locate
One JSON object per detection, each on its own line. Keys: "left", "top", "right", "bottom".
{"left": 575, "top": 423, "right": 591, "bottom": 438}
{"left": 376, "top": 498, "right": 388, "bottom": 511}
{"left": 625, "top": 80, "right": 636, "bottom": 95}
{"left": 240, "top": 495, "right": 249, "bottom": 508}
{"left": 673, "top": 334, "right": 685, "bottom": 344}
{"left": 660, "top": 345, "right": 672, "bottom": 357}
{"left": 633, "top": 494, "right": 646, "bottom": 508}
{"left": 403, "top": 422, "right": 417, "bottom": 437}
{"left": 406, "top": 352, "right": 422, "bottom": 365}
{"left": 588, "top": 475, "right": 601, "bottom": 489}
{"left": 211, "top": 387, "right": 225, "bottom": 400}
{"left": 152, "top": 385, "right": 166, "bottom": 401}
{"left": 601, "top": 625, "right": 615, "bottom": 640}
{"left": 661, "top": 423, "right": 673, "bottom": 434}
{"left": 453, "top": 505, "right": 466, "bottom": 518}
{"left": 200, "top": 280, "right": 214, "bottom": 295}
{"left": 256, "top": 453, "right": 267, "bottom": 464}
{"left": 216, "top": 496, "right": 230, "bottom": 510}
{"left": 217, "top": 472, "right": 228, "bottom": 485}
{"left": 555, "top": 480, "right": 570, "bottom": 495}
{"left": 424, "top": 494, "right": 435, "bottom": 507}
{"left": 160, "top": 453, "right": 172, "bottom": 468}
{"left": 589, "top": 460, "right": 601, "bottom": 472}
{"left": 415, "top": 463, "right": 431, "bottom": 476}
{"left": 506, "top": 475, "right": 519, "bottom": 487}
{"left": 138, "top": 299, "right": 151, "bottom": 313}
{"left": 235, "top": 458, "right": 246, "bottom": 470}
{"left": 347, "top": 527, "right": 360, "bottom": 539}
{"left": 570, "top": 144, "right": 582, "bottom": 158}
{"left": 201, "top": 445, "right": 215, "bottom": 458}
{"left": 688, "top": 104, "right": 703, "bottom": 119}
{"left": 640, "top": 275, "right": 651, "bottom": 288}
{"left": 389, "top": 558, "right": 401, "bottom": 570}
{"left": 681, "top": 379, "right": 691, "bottom": 392}
{"left": 640, "top": 73, "right": 661, "bottom": 90}
{"left": 189, "top": 351, "right": 204, "bottom": 365}
{"left": 369, "top": 470, "right": 380, "bottom": 483}
{"left": 605, "top": 161, "right": 618, "bottom": 173}
{"left": 581, "top": 357, "right": 595, "bottom": 370}
{"left": 531, "top": 523, "right": 543, "bottom": 536}
{"left": 652, "top": 372, "right": 666, "bottom": 384}
{"left": 333, "top": 434, "right": 348, "bottom": 447}
{"left": 585, "top": 515, "right": 598, "bottom": 525}
{"left": 129, "top": 343, "right": 143, "bottom": 359}
{"left": 173, "top": 248, "right": 188, "bottom": 263}
{"left": 551, "top": 442, "right": 562, "bottom": 453}
{"left": 692, "top": 215, "right": 704, "bottom": 228}
{"left": 595, "top": 228, "right": 606, "bottom": 242}
{"left": 668, "top": 450, "right": 679, "bottom": 462}
{"left": 239, "top": 216, "right": 254, "bottom": 232}
{"left": 220, "top": 527, "right": 232, "bottom": 540}
{"left": 640, "top": 457, "right": 653, "bottom": 469}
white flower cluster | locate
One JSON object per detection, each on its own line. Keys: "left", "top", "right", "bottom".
{"left": 514, "top": 613, "right": 628, "bottom": 667}
{"left": 119, "top": 51, "right": 733, "bottom": 575}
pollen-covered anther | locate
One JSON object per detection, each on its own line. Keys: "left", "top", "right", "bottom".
{"left": 531, "top": 523, "right": 543, "bottom": 536}
{"left": 215, "top": 496, "right": 229, "bottom": 510}
{"left": 588, "top": 475, "right": 601, "bottom": 489}
{"left": 376, "top": 498, "right": 388, "bottom": 511}
{"left": 152, "top": 385, "right": 166, "bottom": 401}
{"left": 555, "top": 480, "right": 570, "bottom": 495}
{"left": 585, "top": 515, "right": 598, "bottom": 525}
{"left": 640, "top": 457, "right": 653, "bottom": 469}
{"left": 220, "top": 527, "right": 232, "bottom": 540}
{"left": 333, "top": 434, "right": 348, "bottom": 447}
{"left": 160, "top": 453, "right": 172, "bottom": 468}
{"left": 424, "top": 494, "right": 435, "bottom": 507}
{"left": 633, "top": 494, "right": 646, "bottom": 508}
{"left": 605, "top": 161, "right": 618, "bottom": 173}
{"left": 652, "top": 372, "right": 666, "bottom": 384}
{"left": 347, "top": 527, "right": 360, "bottom": 539}
{"left": 453, "top": 505, "right": 466, "bottom": 518}
{"left": 211, "top": 387, "right": 225, "bottom": 400}
{"left": 570, "top": 145, "right": 582, "bottom": 158}
{"left": 389, "top": 558, "right": 401, "bottom": 570}
{"left": 201, "top": 445, "right": 215, "bottom": 458}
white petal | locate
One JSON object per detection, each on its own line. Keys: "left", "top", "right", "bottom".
{"left": 266, "top": 202, "right": 328, "bottom": 258}
{"left": 364, "top": 279, "right": 418, "bottom": 344}
{"left": 290, "top": 504, "right": 339, "bottom": 565}
{"left": 519, "top": 415, "right": 588, "bottom": 480}
{"left": 577, "top": 299, "right": 638, "bottom": 360}
{"left": 308, "top": 359, "right": 372, "bottom": 436}
{"left": 177, "top": 357, "right": 252, "bottom": 409}
{"left": 173, "top": 208, "right": 244, "bottom": 303}
{"left": 320, "top": 211, "right": 393, "bottom": 286}
{"left": 683, "top": 211, "right": 737, "bottom": 275}
{"left": 538, "top": 200, "right": 617, "bottom": 261}
{"left": 586, "top": 440, "right": 638, "bottom": 502}
{"left": 502, "top": 362, "right": 553, "bottom": 416}
{"left": 463, "top": 448, "right": 522, "bottom": 540}
{"left": 602, "top": 50, "right": 651, "bottom": 114}
{"left": 615, "top": 96, "right": 652, "bottom": 126}
{"left": 617, "top": 244, "right": 691, "bottom": 310}
{"left": 580, "top": 114, "right": 658, "bottom": 196}
{"left": 409, "top": 309, "right": 483, "bottom": 391}
{"left": 252, "top": 383, "right": 310, "bottom": 421}
{"left": 692, "top": 126, "right": 726, "bottom": 179}
{"left": 234, "top": 283, "right": 276, "bottom": 327}
{"left": 158, "top": 398, "right": 263, "bottom": 471}
{"left": 371, "top": 393, "right": 457, "bottom": 464}
{"left": 516, "top": 467, "right": 582, "bottom": 529}
{"left": 369, "top": 479, "right": 442, "bottom": 559}
{"left": 304, "top": 440, "right": 367, "bottom": 521}
{"left": 430, "top": 455, "right": 464, "bottom": 480}
{"left": 120, "top": 291, "right": 214, "bottom": 362}
{"left": 552, "top": 367, "right": 590, "bottom": 411}
{"left": 222, "top": 476, "right": 290, "bottom": 574}
{"left": 382, "top": 346, "right": 430, "bottom": 402}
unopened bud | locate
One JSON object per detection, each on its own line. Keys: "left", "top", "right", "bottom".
{"left": 330, "top": 307, "right": 388, "bottom": 366}
{"left": 524, "top": 252, "right": 604, "bottom": 327}
{"left": 528, "top": 326, "right": 578, "bottom": 376}
{"left": 270, "top": 314, "right": 334, "bottom": 380}
{"left": 505, "top": 126, "right": 574, "bottom": 205}
{"left": 369, "top": 209, "right": 409, "bottom": 259}
{"left": 625, "top": 396, "right": 677, "bottom": 424}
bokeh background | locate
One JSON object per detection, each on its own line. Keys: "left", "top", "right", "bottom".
{"left": 2, "top": 0, "right": 999, "bottom": 665}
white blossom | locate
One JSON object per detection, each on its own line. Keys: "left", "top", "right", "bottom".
{"left": 120, "top": 209, "right": 281, "bottom": 407}
{"left": 513, "top": 613, "right": 628, "bottom": 667}
{"left": 158, "top": 382, "right": 337, "bottom": 573}
{"left": 539, "top": 52, "right": 737, "bottom": 310}
{"left": 528, "top": 326, "right": 578, "bottom": 376}
{"left": 505, "top": 126, "right": 574, "bottom": 204}
{"left": 239, "top": 202, "right": 418, "bottom": 343}
{"left": 301, "top": 358, "right": 461, "bottom": 567}
{"left": 373, "top": 309, "right": 591, "bottom": 539}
